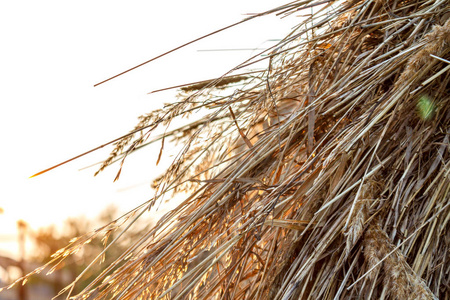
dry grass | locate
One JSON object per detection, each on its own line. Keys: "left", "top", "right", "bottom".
{"left": 6, "top": 0, "right": 450, "bottom": 299}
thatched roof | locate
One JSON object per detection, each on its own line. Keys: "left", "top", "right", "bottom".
{"left": 6, "top": 0, "right": 449, "bottom": 299}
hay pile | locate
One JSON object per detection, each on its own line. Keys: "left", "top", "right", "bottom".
{"left": 8, "top": 0, "right": 450, "bottom": 299}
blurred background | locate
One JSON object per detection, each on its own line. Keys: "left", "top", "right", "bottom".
{"left": 0, "top": 0, "right": 299, "bottom": 298}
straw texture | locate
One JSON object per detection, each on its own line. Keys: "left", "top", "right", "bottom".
{"left": 6, "top": 0, "right": 449, "bottom": 299}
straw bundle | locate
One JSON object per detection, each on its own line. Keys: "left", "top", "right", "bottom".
{"left": 6, "top": 0, "right": 449, "bottom": 299}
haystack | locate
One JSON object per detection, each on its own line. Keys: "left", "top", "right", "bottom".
{"left": 7, "top": 0, "right": 449, "bottom": 299}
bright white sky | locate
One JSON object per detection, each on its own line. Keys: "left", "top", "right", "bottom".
{"left": 0, "top": 0, "right": 299, "bottom": 258}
